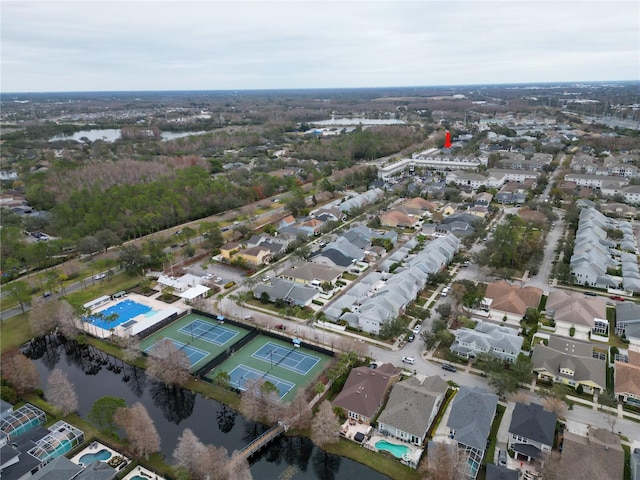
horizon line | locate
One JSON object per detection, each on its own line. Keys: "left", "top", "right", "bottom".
{"left": 2, "top": 79, "right": 639, "bottom": 96}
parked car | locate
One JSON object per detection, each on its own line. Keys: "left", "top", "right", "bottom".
{"left": 215, "top": 276, "right": 223, "bottom": 283}
{"left": 275, "top": 324, "right": 287, "bottom": 330}
{"left": 413, "top": 324, "right": 422, "bottom": 334}
{"left": 584, "top": 291, "right": 597, "bottom": 296}
{"left": 243, "top": 315, "right": 254, "bottom": 320}
{"left": 610, "top": 295, "right": 625, "bottom": 301}
{"left": 407, "top": 334, "right": 415, "bottom": 342}
{"left": 402, "top": 356, "right": 415, "bottom": 365}
{"left": 498, "top": 450, "right": 507, "bottom": 467}
{"left": 441, "top": 363, "right": 457, "bottom": 372}
{"left": 369, "top": 362, "right": 379, "bottom": 369}
{"left": 94, "top": 273, "right": 106, "bottom": 280}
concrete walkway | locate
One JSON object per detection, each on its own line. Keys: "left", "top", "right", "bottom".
{"left": 495, "top": 401, "right": 515, "bottom": 452}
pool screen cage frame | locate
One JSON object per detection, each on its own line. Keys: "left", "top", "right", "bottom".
{"left": 0, "top": 403, "right": 47, "bottom": 438}
{"left": 28, "top": 421, "right": 85, "bottom": 463}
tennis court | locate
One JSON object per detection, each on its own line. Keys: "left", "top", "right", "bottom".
{"left": 144, "top": 339, "right": 209, "bottom": 366}
{"left": 205, "top": 335, "right": 331, "bottom": 402}
{"left": 139, "top": 313, "right": 251, "bottom": 372}
{"left": 228, "top": 364, "right": 295, "bottom": 399}
{"left": 252, "top": 342, "right": 320, "bottom": 375}
{"left": 178, "top": 319, "right": 238, "bottom": 346}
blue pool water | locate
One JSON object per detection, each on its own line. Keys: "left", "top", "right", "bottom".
{"left": 143, "top": 309, "right": 159, "bottom": 318}
{"left": 375, "top": 440, "right": 410, "bottom": 458}
{"left": 79, "top": 449, "right": 112, "bottom": 464}
{"left": 85, "top": 300, "right": 152, "bottom": 329}
{"left": 131, "top": 476, "right": 146, "bottom": 480}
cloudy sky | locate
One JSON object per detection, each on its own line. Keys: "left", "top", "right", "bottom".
{"left": 1, "top": 1, "right": 638, "bottom": 92}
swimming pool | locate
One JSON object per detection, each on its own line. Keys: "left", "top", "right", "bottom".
{"left": 375, "top": 440, "right": 410, "bottom": 458}
{"left": 79, "top": 449, "right": 112, "bottom": 465}
{"left": 85, "top": 300, "right": 152, "bottom": 329}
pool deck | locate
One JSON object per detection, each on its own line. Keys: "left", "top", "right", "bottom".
{"left": 122, "top": 464, "right": 166, "bottom": 480}
{"left": 82, "top": 292, "right": 187, "bottom": 339}
{"left": 363, "top": 430, "right": 424, "bottom": 469}
{"left": 70, "top": 441, "right": 129, "bottom": 469}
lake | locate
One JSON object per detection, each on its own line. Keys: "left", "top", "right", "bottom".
{"left": 49, "top": 129, "right": 206, "bottom": 143}
{"left": 24, "top": 336, "right": 389, "bottom": 480}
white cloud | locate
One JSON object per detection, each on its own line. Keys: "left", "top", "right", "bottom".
{"left": 1, "top": 0, "right": 638, "bottom": 92}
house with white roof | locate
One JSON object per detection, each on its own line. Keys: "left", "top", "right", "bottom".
{"left": 450, "top": 322, "right": 523, "bottom": 363}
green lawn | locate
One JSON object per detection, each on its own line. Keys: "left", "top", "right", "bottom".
{"left": 63, "top": 273, "right": 142, "bottom": 308}
{"left": 0, "top": 313, "right": 32, "bottom": 352}
{"left": 322, "top": 438, "right": 421, "bottom": 480}
{"left": 484, "top": 403, "right": 506, "bottom": 466}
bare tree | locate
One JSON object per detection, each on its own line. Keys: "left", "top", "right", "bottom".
{"left": 283, "top": 389, "right": 312, "bottom": 431}
{"left": 115, "top": 402, "right": 160, "bottom": 459}
{"left": 1, "top": 350, "right": 40, "bottom": 395}
{"left": 116, "top": 335, "right": 142, "bottom": 363}
{"left": 55, "top": 300, "right": 82, "bottom": 339}
{"left": 239, "top": 379, "right": 282, "bottom": 424}
{"left": 310, "top": 400, "right": 340, "bottom": 449}
{"left": 540, "top": 388, "right": 568, "bottom": 418}
{"left": 173, "top": 428, "right": 206, "bottom": 477}
{"left": 28, "top": 297, "right": 58, "bottom": 337}
{"left": 46, "top": 368, "right": 78, "bottom": 415}
{"left": 423, "top": 441, "right": 464, "bottom": 480}
{"left": 239, "top": 379, "right": 263, "bottom": 422}
{"left": 196, "top": 444, "right": 229, "bottom": 480}
{"left": 147, "top": 338, "right": 191, "bottom": 387}
{"left": 224, "top": 450, "right": 253, "bottom": 480}
{"left": 538, "top": 451, "right": 561, "bottom": 480}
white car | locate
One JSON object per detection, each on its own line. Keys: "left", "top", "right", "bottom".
{"left": 401, "top": 356, "right": 415, "bottom": 365}
{"left": 94, "top": 273, "right": 106, "bottom": 280}
{"left": 413, "top": 324, "right": 422, "bottom": 334}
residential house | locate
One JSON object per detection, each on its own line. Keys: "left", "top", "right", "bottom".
{"left": 29, "top": 456, "right": 116, "bottom": 480}
{"left": 557, "top": 428, "right": 624, "bottom": 480}
{"left": 0, "top": 421, "right": 84, "bottom": 480}
{"left": 474, "top": 192, "right": 493, "bottom": 206}
{"left": 297, "top": 218, "right": 325, "bottom": 236}
{"left": 252, "top": 278, "right": 318, "bottom": 307}
{"left": 616, "top": 302, "right": 640, "bottom": 343}
{"left": 632, "top": 448, "right": 640, "bottom": 480}
{"left": 486, "top": 464, "right": 518, "bottom": 480}
{"left": 614, "top": 349, "right": 640, "bottom": 406}
{"left": 233, "top": 245, "right": 272, "bottom": 267}
{"left": 446, "top": 386, "right": 498, "bottom": 479}
{"left": 397, "top": 197, "right": 436, "bottom": 217}
{"left": 220, "top": 241, "right": 240, "bottom": 260}
{"left": 483, "top": 281, "right": 543, "bottom": 322}
{"left": 531, "top": 335, "right": 606, "bottom": 393}
{"left": 450, "top": 322, "right": 523, "bottom": 363}
{"left": 279, "top": 262, "right": 343, "bottom": 287}
{"left": 333, "top": 364, "right": 402, "bottom": 425}
{"left": 380, "top": 210, "right": 419, "bottom": 228}
{"left": 377, "top": 375, "right": 449, "bottom": 446}
{"left": 507, "top": 403, "right": 556, "bottom": 462}
{"left": 545, "top": 290, "right": 609, "bottom": 339}
{"left": 310, "top": 236, "right": 365, "bottom": 268}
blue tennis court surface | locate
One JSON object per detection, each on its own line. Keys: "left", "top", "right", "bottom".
{"left": 85, "top": 299, "right": 152, "bottom": 329}
{"left": 252, "top": 342, "right": 320, "bottom": 375}
{"left": 228, "top": 364, "right": 294, "bottom": 399}
{"left": 144, "top": 339, "right": 208, "bottom": 367}
{"left": 178, "top": 319, "right": 238, "bottom": 346}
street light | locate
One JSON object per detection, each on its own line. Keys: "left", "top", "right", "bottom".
{"left": 270, "top": 350, "right": 274, "bottom": 369}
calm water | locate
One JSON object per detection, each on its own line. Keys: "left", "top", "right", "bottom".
{"left": 24, "top": 336, "right": 389, "bottom": 480}
{"left": 49, "top": 129, "right": 206, "bottom": 143}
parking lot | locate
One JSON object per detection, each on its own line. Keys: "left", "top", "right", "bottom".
{"left": 186, "top": 260, "right": 251, "bottom": 287}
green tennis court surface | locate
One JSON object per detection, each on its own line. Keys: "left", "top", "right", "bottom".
{"left": 139, "top": 313, "right": 250, "bottom": 372}
{"left": 205, "top": 335, "right": 330, "bottom": 402}
{"left": 228, "top": 364, "right": 295, "bottom": 399}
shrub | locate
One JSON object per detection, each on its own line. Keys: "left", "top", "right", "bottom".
{"left": 312, "top": 299, "right": 324, "bottom": 306}
{"left": 569, "top": 326, "right": 575, "bottom": 337}
{"left": 576, "top": 384, "right": 584, "bottom": 395}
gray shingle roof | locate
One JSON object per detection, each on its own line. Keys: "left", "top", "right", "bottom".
{"left": 508, "top": 403, "right": 556, "bottom": 447}
{"left": 447, "top": 387, "right": 498, "bottom": 451}
{"left": 377, "top": 375, "right": 448, "bottom": 438}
